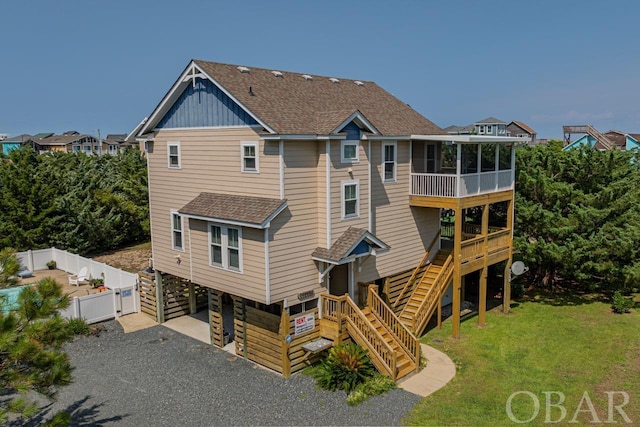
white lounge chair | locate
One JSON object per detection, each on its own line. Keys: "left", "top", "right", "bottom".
{"left": 68, "top": 266, "right": 89, "bottom": 286}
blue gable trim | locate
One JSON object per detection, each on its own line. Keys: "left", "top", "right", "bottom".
{"left": 349, "top": 240, "right": 371, "bottom": 256}
{"left": 342, "top": 121, "right": 361, "bottom": 139}
{"left": 158, "top": 78, "right": 258, "bottom": 129}
{"left": 626, "top": 135, "right": 640, "bottom": 151}
{"left": 563, "top": 135, "right": 595, "bottom": 151}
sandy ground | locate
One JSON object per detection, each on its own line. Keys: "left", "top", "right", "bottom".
{"left": 19, "top": 269, "right": 102, "bottom": 296}
{"left": 92, "top": 244, "right": 152, "bottom": 273}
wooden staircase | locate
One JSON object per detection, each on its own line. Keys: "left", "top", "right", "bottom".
{"left": 320, "top": 287, "right": 420, "bottom": 380}
{"left": 399, "top": 250, "right": 454, "bottom": 336}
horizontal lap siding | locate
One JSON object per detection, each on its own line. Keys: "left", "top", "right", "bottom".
{"left": 189, "top": 220, "right": 266, "bottom": 302}
{"left": 330, "top": 140, "right": 369, "bottom": 241}
{"left": 148, "top": 127, "right": 278, "bottom": 282}
{"left": 269, "top": 141, "right": 324, "bottom": 305}
{"left": 358, "top": 141, "right": 440, "bottom": 283}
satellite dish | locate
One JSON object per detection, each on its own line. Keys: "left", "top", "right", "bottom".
{"left": 511, "top": 261, "right": 527, "bottom": 276}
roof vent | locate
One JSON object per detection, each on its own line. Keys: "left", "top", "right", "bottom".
{"left": 329, "top": 78, "right": 340, "bottom": 84}
{"left": 237, "top": 66, "right": 250, "bottom": 73}
{"left": 271, "top": 70, "right": 283, "bottom": 78}
{"left": 302, "top": 74, "right": 313, "bottom": 81}
{"left": 354, "top": 81, "right": 364, "bottom": 86}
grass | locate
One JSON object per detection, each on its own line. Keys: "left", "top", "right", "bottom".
{"left": 403, "top": 293, "right": 640, "bottom": 426}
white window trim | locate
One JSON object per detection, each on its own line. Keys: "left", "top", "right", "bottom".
{"left": 341, "top": 179, "right": 360, "bottom": 220}
{"left": 170, "top": 210, "right": 184, "bottom": 252}
{"left": 241, "top": 141, "right": 259, "bottom": 173}
{"left": 382, "top": 142, "right": 397, "bottom": 183}
{"left": 340, "top": 140, "right": 359, "bottom": 163}
{"left": 167, "top": 141, "right": 181, "bottom": 169}
{"left": 208, "top": 223, "right": 243, "bottom": 273}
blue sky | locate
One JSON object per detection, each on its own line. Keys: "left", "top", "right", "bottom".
{"left": 2, "top": 0, "right": 638, "bottom": 139}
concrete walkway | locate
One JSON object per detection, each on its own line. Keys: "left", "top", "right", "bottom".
{"left": 397, "top": 344, "right": 456, "bottom": 397}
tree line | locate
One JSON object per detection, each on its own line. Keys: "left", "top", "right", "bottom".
{"left": 0, "top": 148, "right": 149, "bottom": 255}
{"left": 514, "top": 141, "right": 640, "bottom": 293}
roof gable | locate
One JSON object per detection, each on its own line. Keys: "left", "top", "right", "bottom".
{"left": 475, "top": 117, "right": 506, "bottom": 125}
{"left": 508, "top": 121, "right": 536, "bottom": 135}
{"left": 140, "top": 60, "right": 444, "bottom": 137}
{"left": 311, "top": 227, "right": 389, "bottom": 264}
{"left": 157, "top": 77, "right": 259, "bottom": 129}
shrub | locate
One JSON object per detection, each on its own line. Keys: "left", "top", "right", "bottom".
{"left": 66, "top": 318, "right": 93, "bottom": 335}
{"left": 612, "top": 291, "right": 633, "bottom": 314}
{"left": 346, "top": 374, "right": 396, "bottom": 406}
{"left": 313, "top": 343, "right": 375, "bottom": 394}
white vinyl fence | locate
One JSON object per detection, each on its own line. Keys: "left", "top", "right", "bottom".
{"left": 16, "top": 247, "right": 140, "bottom": 324}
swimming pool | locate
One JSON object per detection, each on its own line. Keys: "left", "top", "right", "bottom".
{"left": 0, "top": 284, "right": 35, "bottom": 312}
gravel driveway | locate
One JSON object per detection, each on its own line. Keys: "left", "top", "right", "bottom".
{"left": 30, "top": 320, "right": 420, "bottom": 426}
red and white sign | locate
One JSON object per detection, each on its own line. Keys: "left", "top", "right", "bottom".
{"left": 294, "top": 313, "right": 315, "bottom": 335}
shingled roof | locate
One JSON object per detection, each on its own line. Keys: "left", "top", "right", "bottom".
{"left": 311, "top": 227, "right": 389, "bottom": 264}
{"left": 143, "top": 60, "right": 445, "bottom": 137}
{"left": 179, "top": 193, "right": 287, "bottom": 228}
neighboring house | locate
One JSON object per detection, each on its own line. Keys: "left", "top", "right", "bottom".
{"left": 507, "top": 121, "right": 537, "bottom": 142}
{"left": 447, "top": 117, "right": 532, "bottom": 140}
{"left": 563, "top": 125, "right": 640, "bottom": 151}
{"left": 1, "top": 134, "right": 37, "bottom": 155}
{"left": 36, "top": 131, "right": 102, "bottom": 154}
{"left": 474, "top": 117, "right": 508, "bottom": 136}
{"left": 103, "top": 133, "right": 133, "bottom": 155}
{"left": 134, "top": 59, "right": 522, "bottom": 379}
{"left": 444, "top": 124, "right": 474, "bottom": 135}
{"left": 0, "top": 134, "right": 8, "bottom": 141}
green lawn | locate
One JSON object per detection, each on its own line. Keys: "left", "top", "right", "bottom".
{"left": 403, "top": 294, "right": 640, "bottom": 426}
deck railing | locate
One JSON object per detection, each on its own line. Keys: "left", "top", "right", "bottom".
{"left": 367, "top": 285, "right": 419, "bottom": 369}
{"left": 460, "top": 228, "right": 511, "bottom": 263}
{"left": 411, "top": 170, "right": 513, "bottom": 198}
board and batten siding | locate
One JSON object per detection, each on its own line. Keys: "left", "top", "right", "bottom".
{"left": 329, "top": 140, "right": 370, "bottom": 240}
{"left": 358, "top": 140, "right": 440, "bottom": 283}
{"left": 188, "top": 219, "right": 267, "bottom": 302}
{"left": 269, "top": 141, "right": 325, "bottom": 305}
{"left": 148, "top": 127, "right": 279, "bottom": 285}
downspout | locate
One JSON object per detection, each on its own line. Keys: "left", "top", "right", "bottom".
{"left": 265, "top": 227, "right": 270, "bottom": 304}
{"left": 368, "top": 140, "right": 372, "bottom": 233}
{"left": 326, "top": 140, "right": 331, "bottom": 248}
{"left": 279, "top": 140, "right": 284, "bottom": 199}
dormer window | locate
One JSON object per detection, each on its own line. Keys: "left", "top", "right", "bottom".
{"left": 341, "top": 141, "right": 359, "bottom": 163}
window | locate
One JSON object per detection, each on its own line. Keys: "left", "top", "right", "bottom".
{"left": 499, "top": 144, "right": 512, "bottom": 170}
{"left": 168, "top": 142, "right": 180, "bottom": 169}
{"left": 209, "top": 224, "right": 242, "bottom": 272}
{"left": 481, "top": 144, "right": 496, "bottom": 172}
{"left": 73, "top": 145, "right": 81, "bottom": 152}
{"left": 342, "top": 180, "right": 359, "bottom": 219}
{"left": 425, "top": 143, "right": 437, "bottom": 173}
{"left": 171, "top": 212, "right": 184, "bottom": 251}
{"left": 486, "top": 125, "right": 493, "bottom": 134}
{"left": 341, "top": 141, "right": 359, "bottom": 163}
{"left": 241, "top": 142, "right": 259, "bottom": 172}
{"left": 382, "top": 142, "right": 396, "bottom": 182}
{"left": 83, "top": 145, "right": 91, "bottom": 153}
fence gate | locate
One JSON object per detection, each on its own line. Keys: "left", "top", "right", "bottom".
{"left": 115, "top": 286, "right": 137, "bottom": 316}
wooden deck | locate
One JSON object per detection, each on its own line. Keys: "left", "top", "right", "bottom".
{"left": 18, "top": 269, "right": 103, "bottom": 297}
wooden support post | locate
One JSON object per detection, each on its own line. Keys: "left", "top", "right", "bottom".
{"left": 503, "top": 196, "right": 514, "bottom": 314}
{"left": 452, "top": 205, "right": 462, "bottom": 338}
{"left": 280, "top": 309, "right": 291, "bottom": 378}
{"left": 242, "top": 298, "right": 248, "bottom": 359}
{"left": 503, "top": 260, "right": 512, "bottom": 314}
{"left": 437, "top": 294, "right": 442, "bottom": 329}
{"left": 188, "top": 282, "right": 196, "bottom": 314}
{"left": 208, "top": 289, "right": 215, "bottom": 345}
{"left": 479, "top": 266, "right": 487, "bottom": 326}
{"left": 154, "top": 270, "right": 164, "bottom": 323}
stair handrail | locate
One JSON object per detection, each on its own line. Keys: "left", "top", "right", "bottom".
{"left": 367, "top": 285, "right": 420, "bottom": 367}
{"left": 343, "top": 296, "right": 397, "bottom": 379}
{"left": 393, "top": 230, "right": 441, "bottom": 309}
{"left": 413, "top": 254, "right": 454, "bottom": 335}
{"left": 586, "top": 125, "right": 614, "bottom": 150}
